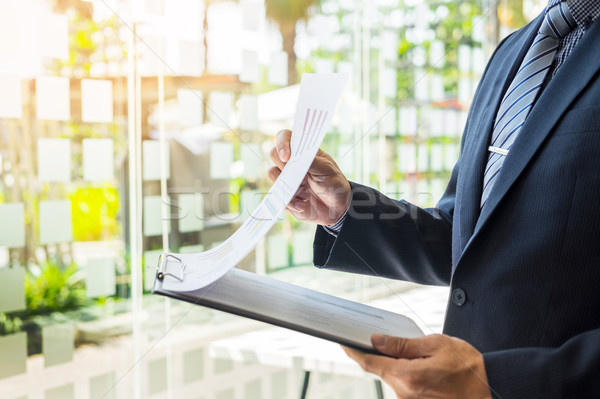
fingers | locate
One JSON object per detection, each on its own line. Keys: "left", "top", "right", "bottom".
{"left": 269, "top": 166, "right": 310, "bottom": 213}
{"left": 275, "top": 129, "right": 292, "bottom": 162}
{"left": 287, "top": 202, "right": 307, "bottom": 213}
{"left": 267, "top": 166, "right": 281, "bottom": 183}
{"left": 342, "top": 346, "right": 403, "bottom": 378}
{"left": 269, "top": 147, "right": 286, "bottom": 170}
{"left": 308, "top": 151, "right": 337, "bottom": 177}
{"left": 371, "top": 334, "right": 438, "bottom": 359}
{"left": 287, "top": 184, "right": 310, "bottom": 212}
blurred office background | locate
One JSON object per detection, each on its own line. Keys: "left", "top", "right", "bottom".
{"left": 0, "top": 0, "right": 544, "bottom": 398}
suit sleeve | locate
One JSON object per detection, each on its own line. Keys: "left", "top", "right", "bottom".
{"left": 311, "top": 32, "right": 517, "bottom": 287}
{"left": 484, "top": 328, "right": 600, "bottom": 398}
{"left": 312, "top": 174, "right": 457, "bottom": 286}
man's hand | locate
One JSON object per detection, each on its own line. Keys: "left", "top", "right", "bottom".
{"left": 268, "top": 129, "right": 351, "bottom": 226}
{"left": 343, "top": 334, "right": 492, "bottom": 399}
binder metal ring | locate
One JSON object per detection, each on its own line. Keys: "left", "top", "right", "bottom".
{"left": 156, "top": 253, "right": 186, "bottom": 282}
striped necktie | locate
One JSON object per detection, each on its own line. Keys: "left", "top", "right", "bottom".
{"left": 480, "top": 2, "right": 576, "bottom": 209}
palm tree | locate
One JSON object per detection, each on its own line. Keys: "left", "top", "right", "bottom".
{"left": 265, "top": 0, "right": 322, "bottom": 85}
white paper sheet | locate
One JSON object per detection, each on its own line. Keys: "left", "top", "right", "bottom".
{"left": 179, "top": 40, "right": 204, "bottom": 77}
{"left": 90, "top": 372, "right": 116, "bottom": 399}
{"left": 241, "top": 143, "right": 261, "bottom": 179}
{"left": 83, "top": 138, "right": 114, "bottom": 181}
{"left": 177, "top": 89, "right": 204, "bottom": 127}
{"left": 81, "top": 79, "right": 113, "bottom": 123}
{"left": 85, "top": 258, "right": 116, "bottom": 298}
{"left": 162, "top": 73, "right": 347, "bottom": 291}
{"left": 238, "top": 94, "right": 259, "bottom": 131}
{"left": 0, "top": 267, "right": 26, "bottom": 313}
{"left": 43, "top": 323, "right": 74, "bottom": 367}
{"left": 0, "top": 203, "right": 25, "bottom": 248}
{"left": 0, "top": 333, "right": 26, "bottom": 379}
{"left": 143, "top": 196, "right": 169, "bottom": 237}
{"left": 240, "top": 50, "right": 260, "bottom": 83}
{"left": 241, "top": 0, "right": 261, "bottom": 31}
{"left": 178, "top": 193, "right": 204, "bottom": 233}
{"left": 292, "top": 230, "right": 315, "bottom": 265}
{"left": 143, "top": 140, "right": 170, "bottom": 181}
{"left": 208, "top": 92, "right": 233, "bottom": 128}
{"left": 148, "top": 357, "right": 168, "bottom": 395}
{"left": 209, "top": 142, "right": 234, "bottom": 179}
{"left": 37, "top": 76, "right": 70, "bottom": 121}
{"left": 37, "top": 138, "right": 71, "bottom": 182}
{"left": 267, "top": 234, "right": 288, "bottom": 269}
{"left": 0, "top": 74, "right": 22, "bottom": 119}
{"left": 39, "top": 200, "right": 72, "bottom": 244}
{"left": 267, "top": 51, "right": 288, "bottom": 86}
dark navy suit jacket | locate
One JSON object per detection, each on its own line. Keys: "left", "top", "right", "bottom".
{"left": 313, "top": 14, "right": 600, "bottom": 398}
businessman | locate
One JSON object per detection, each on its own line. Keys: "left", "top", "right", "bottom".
{"left": 268, "top": 0, "right": 600, "bottom": 397}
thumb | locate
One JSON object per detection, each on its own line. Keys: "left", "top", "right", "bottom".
{"left": 275, "top": 129, "right": 292, "bottom": 162}
{"left": 371, "top": 334, "right": 434, "bottom": 359}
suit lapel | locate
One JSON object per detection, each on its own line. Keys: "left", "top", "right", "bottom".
{"left": 471, "top": 19, "right": 600, "bottom": 239}
{"left": 455, "top": 16, "right": 541, "bottom": 261}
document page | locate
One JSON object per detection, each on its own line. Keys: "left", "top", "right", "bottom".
{"left": 155, "top": 268, "right": 424, "bottom": 352}
{"left": 162, "top": 73, "right": 348, "bottom": 291}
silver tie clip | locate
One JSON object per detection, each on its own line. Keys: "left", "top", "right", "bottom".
{"left": 488, "top": 146, "right": 509, "bottom": 156}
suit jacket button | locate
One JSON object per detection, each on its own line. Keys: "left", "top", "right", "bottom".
{"left": 452, "top": 288, "right": 466, "bottom": 306}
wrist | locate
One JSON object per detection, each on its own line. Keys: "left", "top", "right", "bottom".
{"left": 329, "top": 180, "right": 351, "bottom": 225}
